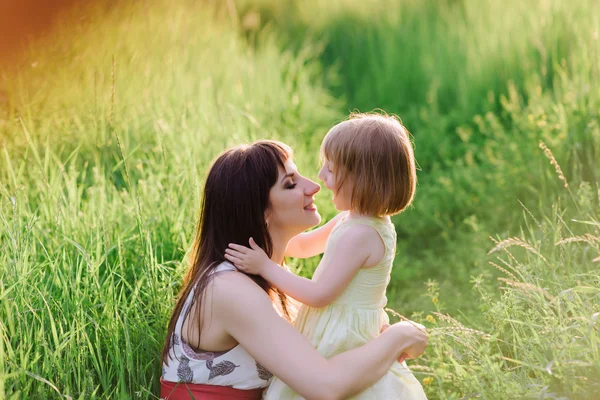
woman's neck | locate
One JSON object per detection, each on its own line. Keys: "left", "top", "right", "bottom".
{"left": 268, "top": 227, "right": 293, "bottom": 265}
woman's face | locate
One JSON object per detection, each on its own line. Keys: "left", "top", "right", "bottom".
{"left": 267, "top": 158, "right": 321, "bottom": 236}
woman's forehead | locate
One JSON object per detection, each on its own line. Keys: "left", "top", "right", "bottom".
{"left": 282, "top": 158, "right": 297, "bottom": 174}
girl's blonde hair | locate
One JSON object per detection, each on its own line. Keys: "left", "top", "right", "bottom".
{"left": 321, "top": 112, "right": 416, "bottom": 217}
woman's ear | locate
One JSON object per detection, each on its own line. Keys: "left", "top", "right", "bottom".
{"left": 264, "top": 208, "right": 271, "bottom": 228}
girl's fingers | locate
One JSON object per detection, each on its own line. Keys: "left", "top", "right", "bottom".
{"left": 225, "top": 248, "right": 246, "bottom": 259}
{"left": 228, "top": 243, "right": 248, "bottom": 253}
{"left": 224, "top": 253, "right": 243, "bottom": 265}
{"left": 249, "top": 237, "right": 259, "bottom": 250}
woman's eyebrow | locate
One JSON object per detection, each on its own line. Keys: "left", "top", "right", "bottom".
{"left": 280, "top": 172, "right": 295, "bottom": 183}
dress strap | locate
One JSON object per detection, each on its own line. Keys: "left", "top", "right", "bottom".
{"left": 333, "top": 216, "right": 396, "bottom": 267}
{"left": 174, "top": 262, "right": 237, "bottom": 334}
{"left": 339, "top": 215, "right": 393, "bottom": 234}
{"left": 212, "top": 261, "right": 237, "bottom": 274}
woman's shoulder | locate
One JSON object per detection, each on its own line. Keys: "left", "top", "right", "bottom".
{"left": 208, "top": 268, "right": 279, "bottom": 335}
{"left": 208, "top": 263, "right": 270, "bottom": 302}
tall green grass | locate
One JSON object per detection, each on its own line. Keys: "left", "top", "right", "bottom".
{"left": 235, "top": 0, "right": 600, "bottom": 314}
{"left": 0, "top": 1, "right": 338, "bottom": 398}
{"left": 413, "top": 185, "right": 600, "bottom": 398}
{"left": 1, "top": 0, "right": 599, "bottom": 398}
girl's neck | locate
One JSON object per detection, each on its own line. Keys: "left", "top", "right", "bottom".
{"left": 347, "top": 209, "right": 386, "bottom": 220}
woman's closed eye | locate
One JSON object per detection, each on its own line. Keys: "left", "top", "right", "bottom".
{"left": 286, "top": 182, "right": 297, "bottom": 189}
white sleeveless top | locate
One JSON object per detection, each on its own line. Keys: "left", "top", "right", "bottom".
{"left": 162, "top": 262, "right": 272, "bottom": 390}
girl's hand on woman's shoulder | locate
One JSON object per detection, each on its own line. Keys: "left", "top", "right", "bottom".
{"left": 225, "top": 237, "right": 275, "bottom": 276}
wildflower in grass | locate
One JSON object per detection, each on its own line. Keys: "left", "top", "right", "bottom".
{"left": 422, "top": 377, "right": 433, "bottom": 386}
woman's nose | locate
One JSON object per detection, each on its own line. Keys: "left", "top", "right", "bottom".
{"left": 305, "top": 179, "right": 320, "bottom": 196}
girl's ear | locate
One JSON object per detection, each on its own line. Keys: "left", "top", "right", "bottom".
{"left": 264, "top": 208, "right": 271, "bottom": 228}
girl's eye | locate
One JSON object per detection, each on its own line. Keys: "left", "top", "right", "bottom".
{"left": 286, "top": 182, "right": 297, "bottom": 189}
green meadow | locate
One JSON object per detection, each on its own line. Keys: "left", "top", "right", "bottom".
{"left": 0, "top": 0, "right": 598, "bottom": 398}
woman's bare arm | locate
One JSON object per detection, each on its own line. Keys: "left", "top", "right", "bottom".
{"left": 211, "top": 272, "right": 427, "bottom": 400}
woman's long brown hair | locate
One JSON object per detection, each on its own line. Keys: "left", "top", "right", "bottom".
{"left": 162, "top": 140, "right": 293, "bottom": 364}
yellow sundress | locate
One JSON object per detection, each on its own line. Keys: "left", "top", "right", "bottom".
{"left": 264, "top": 216, "right": 427, "bottom": 399}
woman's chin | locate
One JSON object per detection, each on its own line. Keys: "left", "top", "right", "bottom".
{"left": 312, "top": 211, "right": 322, "bottom": 225}
{"left": 305, "top": 210, "right": 321, "bottom": 227}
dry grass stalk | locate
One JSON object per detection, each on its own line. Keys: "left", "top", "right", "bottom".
{"left": 432, "top": 331, "right": 481, "bottom": 354}
{"left": 517, "top": 199, "right": 543, "bottom": 229}
{"left": 504, "top": 249, "right": 523, "bottom": 268}
{"left": 488, "top": 237, "right": 548, "bottom": 264}
{"left": 489, "top": 261, "right": 519, "bottom": 281}
{"left": 432, "top": 311, "right": 464, "bottom": 328}
{"left": 498, "top": 278, "right": 555, "bottom": 301}
{"left": 110, "top": 55, "right": 116, "bottom": 126}
{"left": 434, "top": 326, "right": 492, "bottom": 340}
{"left": 408, "top": 365, "right": 434, "bottom": 372}
{"left": 431, "top": 312, "right": 492, "bottom": 339}
{"left": 384, "top": 308, "right": 427, "bottom": 332}
{"left": 556, "top": 234, "right": 600, "bottom": 248}
{"left": 539, "top": 141, "right": 569, "bottom": 188}
{"left": 495, "top": 256, "right": 523, "bottom": 279}
{"left": 430, "top": 313, "right": 493, "bottom": 341}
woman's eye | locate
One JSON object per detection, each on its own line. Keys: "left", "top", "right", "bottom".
{"left": 286, "top": 183, "right": 297, "bottom": 189}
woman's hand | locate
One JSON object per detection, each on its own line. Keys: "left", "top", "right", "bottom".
{"left": 225, "top": 238, "right": 275, "bottom": 276}
{"left": 381, "top": 321, "right": 428, "bottom": 362}
{"left": 380, "top": 323, "right": 407, "bottom": 362}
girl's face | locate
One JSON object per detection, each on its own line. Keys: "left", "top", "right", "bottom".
{"left": 268, "top": 158, "right": 322, "bottom": 236}
{"left": 318, "top": 159, "right": 353, "bottom": 211}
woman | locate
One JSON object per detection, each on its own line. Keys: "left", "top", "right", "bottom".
{"left": 161, "top": 140, "right": 427, "bottom": 400}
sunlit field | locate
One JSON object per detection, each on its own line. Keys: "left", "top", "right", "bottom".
{"left": 1, "top": 0, "right": 598, "bottom": 398}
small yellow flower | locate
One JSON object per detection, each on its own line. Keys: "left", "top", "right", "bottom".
{"left": 425, "top": 315, "right": 436, "bottom": 324}
{"left": 432, "top": 297, "right": 439, "bottom": 305}
{"left": 423, "top": 377, "right": 434, "bottom": 386}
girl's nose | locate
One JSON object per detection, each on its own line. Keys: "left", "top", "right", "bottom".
{"left": 317, "top": 165, "right": 326, "bottom": 182}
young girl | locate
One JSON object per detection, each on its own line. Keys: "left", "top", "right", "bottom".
{"left": 225, "top": 113, "right": 427, "bottom": 399}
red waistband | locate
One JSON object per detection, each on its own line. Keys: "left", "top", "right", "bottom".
{"left": 160, "top": 379, "right": 264, "bottom": 400}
